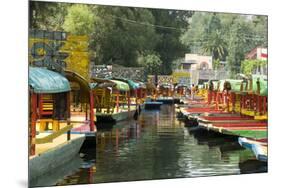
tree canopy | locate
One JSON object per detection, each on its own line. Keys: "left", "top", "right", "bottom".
{"left": 29, "top": 1, "right": 267, "bottom": 77}
{"left": 180, "top": 12, "right": 267, "bottom": 76}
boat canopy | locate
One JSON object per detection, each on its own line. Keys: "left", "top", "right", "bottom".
{"left": 111, "top": 77, "right": 140, "bottom": 90}
{"left": 111, "top": 80, "right": 130, "bottom": 91}
{"left": 251, "top": 75, "right": 268, "bottom": 96}
{"left": 64, "top": 70, "right": 91, "bottom": 102}
{"left": 176, "top": 83, "right": 188, "bottom": 88}
{"left": 218, "top": 79, "right": 243, "bottom": 92}
{"left": 29, "top": 67, "right": 71, "bottom": 93}
{"left": 127, "top": 79, "right": 140, "bottom": 89}
{"left": 89, "top": 82, "right": 98, "bottom": 89}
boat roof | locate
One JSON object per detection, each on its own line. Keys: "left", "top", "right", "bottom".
{"left": 111, "top": 80, "right": 130, "bottom": 91}
{"left": 29, "top": 67, "right": 71, "bottom": 93}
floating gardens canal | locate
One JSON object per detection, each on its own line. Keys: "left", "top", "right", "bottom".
{"left": 28, "top": 29, "right": 267, "bottom": 186}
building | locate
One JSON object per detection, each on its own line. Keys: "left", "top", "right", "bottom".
{"left": 245, "top": 47, "right": 268, "bottom": 60}
{"left": 245, "top": 47, "right": 268, "bottom": 75}
{"left": 172, "top": 53, "right": 229, "bottom": 86}
{"left": 183, "top": 54, "right": 213, "bottom": 71}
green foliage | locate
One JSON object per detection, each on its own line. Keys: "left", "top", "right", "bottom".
{"left": 151, "top": 10, "right": 193, "bottom": 75}
{"left": 172, "top": 58, "right": 185, "bottom": 70}
{"left": 212, "top": 59, "right": 221, "bottom": 70}
{"left": 63, "top": 5, "right": 95, "bottom": 35}
{"left": 180, "top": 13, "right": 267, "bottom": 76}
{"left": 29, "top": 1, "right": 267, "bottom": 77}
{"left": 241, "top": 59, "right": 267, "bottom": 75}
{"left": 29, "top": 1, "right": 68, "bottom": 30}
{"left": 91, "top": 6, "right": 159, "bottom": 67}
{"left": 137, "top": 52, "right": 163, "bottom": 75}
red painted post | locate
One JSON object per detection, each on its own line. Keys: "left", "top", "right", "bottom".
{"left": 226, "top": 91, "right": 230, "bottom": 112}
{"left": 231, "top": 93, "right": 236, "bottom": 113}
{"left": 263, "top": 96, "right": 267, "bottom": 115}
{"left": 30, "top": 93, "right": 37, "bottom": 156}
{"left": 207, "top": 91, "right": 211, "bottom": 104}
{"left": 85, "top": 103, "right": 88, "bottom": 120}
{"left": 116, "top": 90, "right": 119, "bottom": 113}
{"left": 89, "top": 91, "right": 95, "bottom": 132}
{"left": 127, "top": 91, "right": 131, "bottom": 112}
{"left": 240, "top": 94, "right": 243, "bottom": 114}
{"left": 215, "top": 91, "right": 219, "bottom": 110}
{"left": 67, "top": 92, "right": 71, "bottom": 141}
{"left": 258, "top": 96, "right": 262, "bottom": 115}
{"left": 88, "top": 168, "right": 93, "bottom": 184}
{"left": 39, "top": 94, "right": 42, "bottom": 118}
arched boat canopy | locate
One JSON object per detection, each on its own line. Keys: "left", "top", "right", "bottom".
{"left": 64, "top": 70, "right": 91, "bottom": 102}
{"left": 29, "top": 67, "right": 71, "bottom": 93}
{"left": 111, "top": 80, "right": 130, "bottom": 91}
{"left": 90, "top": 77, "right": 130, "bottom": 91}
{"left": 111, "top": 77, "right": 140, "bottom": 90}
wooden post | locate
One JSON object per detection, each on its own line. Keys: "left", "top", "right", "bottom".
{"left": 85, "top": 103, "right": 88, "bottom": 120}
{"left": 263, "top": 96, "right": 267, "bottom": 115}
{"left": 89, "top": 90, "right": 95, "bottom": 132}
{"left": 226, "top": 91, "right": 230, "bottom": 112}
{"left": 66, "top": 92, "right": 71, "bottom": 141}
{"left": 116, "top": 90, "right": 119, "bottom": 113}
{"left": 127, "top": 91, "right": 131, "bottom": 112}
{"left": 39, "top": 94, "right": 42, "bottom": 118}
{"left": 30, "top": 93, "right": 37, "bottom": 156}
{"left": 231, "top": 92, "right": 236, "bottom": 113}
{"left": 215, "top": 92, "right": 219, "bottom": 110}
{"left": 240, "top": 94, "right": 243, "bottom": 114}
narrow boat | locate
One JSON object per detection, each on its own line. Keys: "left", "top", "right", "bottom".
{"left": 29, "top": 67, "right": 86, "bottom": 180}
{"left": 144, "top": 101, "right": 163, "bottom": 110}
{"left": 238, "top": 137, "right": 268, "bottom": 162}
{"left": 90, "top": 78, "right": 137, "bottom": 125}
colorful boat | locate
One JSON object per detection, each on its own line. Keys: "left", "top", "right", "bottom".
{"left": 238, "top": 137, "right": 268, "bottom": 162}
{"left": 90, "top": 78, "right": 141, "bottom": 125}
{"left": 29, "top": 67, "right": 86, "bottom": 180}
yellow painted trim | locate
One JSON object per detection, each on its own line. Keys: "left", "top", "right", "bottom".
{"left": 254, "top": 115, "right": 268, "bottom": 120}
{"left": 35, "top": 124, "right": 73, "bottom": 144}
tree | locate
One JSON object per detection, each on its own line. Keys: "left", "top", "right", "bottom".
{"left": 137, "top": 52, "right": 162, "bottom": 75}
{"left": 63, "top": 4, "right": 95, "bottom": 35}
{"left": 91, "top": 6, "right": 159, "bottom": 67}
{"left": 152, "top": 9, "right": 193, "bottom": 75}
{"left": 180, "top": 12, "right": 267, "bottom": 75}
{"left": 241, "top": 59, "right": 267, "bottom": 75}
{"left": 29, "top": 1, "right": 68, "bottom": 30}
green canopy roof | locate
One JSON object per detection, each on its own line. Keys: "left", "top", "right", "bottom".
{"left": 111, "top": 77, "right": 140, "bottom": 89}
{"left": 111, "top": 80, "right": 130, "bottom": 91}
{"left": 29, "top": 67, "right": 71, "bottom": 93}
{"left": 218, "top": 79, "right": 243, "bottom": 92}
{"left": 251, "top": 75, "right": 268, "bottom": 96}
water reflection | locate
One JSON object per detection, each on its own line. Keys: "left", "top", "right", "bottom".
{"left": 55, "top": 104, "right": 267, "bottom": 185}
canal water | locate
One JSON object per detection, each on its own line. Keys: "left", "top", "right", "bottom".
{"left": 31, "top": 105, "right": 267, "bottom": 187}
